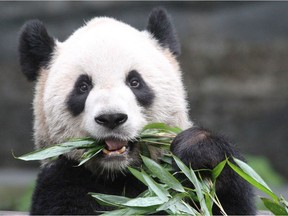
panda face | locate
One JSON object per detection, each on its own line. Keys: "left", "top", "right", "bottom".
{"left": 43, "top": 19, "right": 170, "bottom": 171}
{"left": 19, "top": 11, "right": 192, "bottom": 175}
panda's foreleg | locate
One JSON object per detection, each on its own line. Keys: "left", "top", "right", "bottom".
{"left": 170, "top": 126, "right": 256, "bottom": 215}
{"left": 30, "top": 156, "right": 106, "bottom": 215}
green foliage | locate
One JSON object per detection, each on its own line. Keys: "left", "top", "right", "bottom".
{"left": 261, "top": 198, "right": 287, "bottom": 215}
{"left": 92, "top": 153, "right": 227, "bottom": 215}
{"left": 226, "top": 158, "right": 288, "bottom": 215}
{"left": 15, "top": 123, "right": 180, "bottom": 165}
{"left": 92, "top": 155, "right": 288, "bottom": 215}
{"left": 15, "top": 138, "right": 97, "bottom": 162}
{"left": 141, "top": 155, "right": 185, "bottom": 193}
{"left": 15, "top": 123, "right": 288, "bottom": 215}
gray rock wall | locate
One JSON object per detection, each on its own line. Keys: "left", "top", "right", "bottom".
{"left": 0, "top": 2, "right": 287, "bottom": 178}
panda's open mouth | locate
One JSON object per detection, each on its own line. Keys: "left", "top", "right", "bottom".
{"left": 102, "top": 138, "right": 129, "bottom": 156}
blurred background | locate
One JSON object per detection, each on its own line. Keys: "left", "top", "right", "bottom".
{"left": 0, "top": 1, "right": 287, "bottom": 211}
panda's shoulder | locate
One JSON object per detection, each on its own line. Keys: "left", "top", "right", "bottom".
{"left": 31, "top": 156, "right": 100, "bottom": 214}
{"left": 36, "top": 156, "right": 94, "bottom": 186}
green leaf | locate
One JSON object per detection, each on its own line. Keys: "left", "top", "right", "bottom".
{"left": 15, "top": 122, "right": 180, "bottom": 167}
{"left": 174, "top": 201, "right": 198, "bottom": 215}
{"left": 77, "top": 147, "right": 103, "bottom": 166}
{"left": 100, "top": 207, "right": 156, "bottom": 216}
{"left": 141, "top": 170, "right": 169, "bottom": 202}
{"left": 227, "top": 159, "right": 278, "bottom": 201}
{"left": 90, "top": 193, "right": 131, "bottom": 207}
{"left": 234, "top": 158, "right": 272, "bottom": 191}
{"left": 280, "top": 195, "right": 288, "bottom": 208}
{"left": 172, "top": 155, "right": 210, "bottom": 216}
{"left": 139, "top": 142, "right": 151, "bottom": 158}
{"left": 123, "top": 196, "right": 164, "bottom": 207}
{"left": 261, "top": 197, "right": 288, "bottom": 215}
{"left": 201, "top": 180, "right": 215, "bottom": 215}
{"left": 141, "top": 122, "right": 182, "bottom": 134}
{"left": 136, "top": 189, "right": 151, "bottom": 199}
{"left": 159, "top": 154, "right": 173, "bottom": 165}
{"left": 156, "top": 193, "right": 186, "bottom": 212}
{"left": 128, "top": 167, "right": 147, "bottom": 186}
{"left": 141, "top": 155, "right": 185, "bottom": 193}
{"left": 15, "top": 140, "right": 96, "bottom": 161}
{"left": 140, "top": 139, "right": 171, "bottom": 147}
{"left": 212, "top": 159, "right": 227, "bottom": 180}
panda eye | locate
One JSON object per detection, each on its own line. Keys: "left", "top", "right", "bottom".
{"left": 78, "top": 82, "right": 89, "bottom": 93}
{"left": 129, "top": 79, "right": 140, "bottom": 88}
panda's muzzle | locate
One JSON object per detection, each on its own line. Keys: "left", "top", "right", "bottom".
{"left": 103, "top": 139, "right": 129, "bottom": 155}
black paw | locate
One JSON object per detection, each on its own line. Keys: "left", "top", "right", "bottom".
{"left": 170, "top": 126, "right": 256, "bottom": 215}
{"left": 171, "top": 126, "right": 239, "bottom": 171}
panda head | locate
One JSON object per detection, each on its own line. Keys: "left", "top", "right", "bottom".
{"left": 19, "top": 8, "right": 192, "bottom": 175}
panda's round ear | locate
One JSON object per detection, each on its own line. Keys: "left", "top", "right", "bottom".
{"left": 18, "top": 20, "right": 55, "bottom": 81}
{"left": 146, "top": 7, "right": 180, "bottom": 56}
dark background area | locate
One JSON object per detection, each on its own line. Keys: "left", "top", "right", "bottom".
{"left": 0, "top": 2, "right": 287, "bottom": 210}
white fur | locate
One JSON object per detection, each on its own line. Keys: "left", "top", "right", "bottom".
{"left": 34, "top": 17, "right": 192, "bottom": 172}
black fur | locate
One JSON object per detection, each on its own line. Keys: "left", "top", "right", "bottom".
{"left": 171, "top": 127, "right": 256, "bottom": 215}
{"left": 67, "top": 74, "right": 93, "bottom": 116}
{"left": 18, "top": 20, "right": 55, "bottom": 81}
{"left": 30, "top": 156, "right": 146, "bottom": 215}
{"left": 31, "top": 127, "right": 256, "bottom": 215}
{"left": 147, "top": 8, "right": 180, "bottom": 56}
{"left": 126, "top": 70, "right": 155, "bottom": 107}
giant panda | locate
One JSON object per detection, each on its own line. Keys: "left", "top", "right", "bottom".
{"left": 18, "top": 8, "right": 256, "bottom": 215}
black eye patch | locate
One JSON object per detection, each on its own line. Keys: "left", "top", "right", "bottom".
{"left": 126, "top": 70, "right": 155, "bottom": 107}
{"left": 67, "top": 74, "right": 93, "bottom": 116}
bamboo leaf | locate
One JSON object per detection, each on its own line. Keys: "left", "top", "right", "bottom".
{"left": 123, "top": 196, "right": 164, "bottom": 207}
{"left": 141, "top": 170, "right": 169, "bottom": 202}
{"left": 77, "top": 147, "right": 103, "bottom": 166}
{"left": 234, "top": 158, "right": 272, "bottom": 191}
{"left": 141, "top": 122, "right": 182, "bottom": 134}
{"left": 141, "top": 155, "right": 185, "bottom": 193}
{"left": 172, "top": 155, "right": 210, "bottom": 216}
{"left": 139, "top": 142, "right": 151, "bottom": 158}
{"left": 90, "top": 193, "right": 131, "bottom": 207}
{"left": 156, "top": 193, "right": 186, "bottom": 212}
{"left": 160, "top": 154, "right": 173, "bottom": 165}
{"left": 261, "top": 197, "right": 288, "bottom": 215}
{"left": 15, "top": 140, "right": 96, "bottom": 161}
{"left": 128, "top": 167, "right": 147, "bottom": 186}
{"left": 227, "top": 159, "right": 278, "bottom": 201}
{"left": 174, "top": 201, "right": 198, "bottom": 215}
{"left": 212, "top": 159, "right": 227, "bottom": 180}
{"left": 280, "top": 195, "right": 288, "bottom": 208}
{"left": 101, "top": 207, "right": 156, "bottom": 216}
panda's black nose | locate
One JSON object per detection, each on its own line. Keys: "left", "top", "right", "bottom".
{"left": 95, "top": 113, "right": 128, "bottom": 129}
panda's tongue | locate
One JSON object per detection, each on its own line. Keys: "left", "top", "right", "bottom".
{"left": 104, "top": 139, "right": 128, "bottom": 151}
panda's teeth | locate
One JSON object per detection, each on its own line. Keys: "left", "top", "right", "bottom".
{"left": 118, "top": 146, "right": 126, "bottom": 154}
{"left": 102, "top": 146, "right": 126, "bottom": 155}
{"left": 102, "top": 148, "right": 110, "bottom": 155}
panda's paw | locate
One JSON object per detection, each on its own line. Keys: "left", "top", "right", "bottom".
{"left": 170, "top": 126, "right": 238, "bottom": 171}
{"left": 171, "top": 127, "right": 256, "bottom": 215}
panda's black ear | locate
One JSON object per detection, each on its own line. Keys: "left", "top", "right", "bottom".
{"left": 146, "top": 7, "right": 180, "bottom": 56}
{"left": 18, "top": 20, "right": 55, "bottom": 81}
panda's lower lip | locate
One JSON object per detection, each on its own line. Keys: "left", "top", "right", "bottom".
{"left": 102, "top": 146, "right": 127, "bottom": 155}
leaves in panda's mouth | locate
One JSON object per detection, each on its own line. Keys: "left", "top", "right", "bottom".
{"left": 14, "top": 123, "right": 181, "bottom": 166}
{"left": 14, "top": 138, "right": 99, "bottom": 162}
